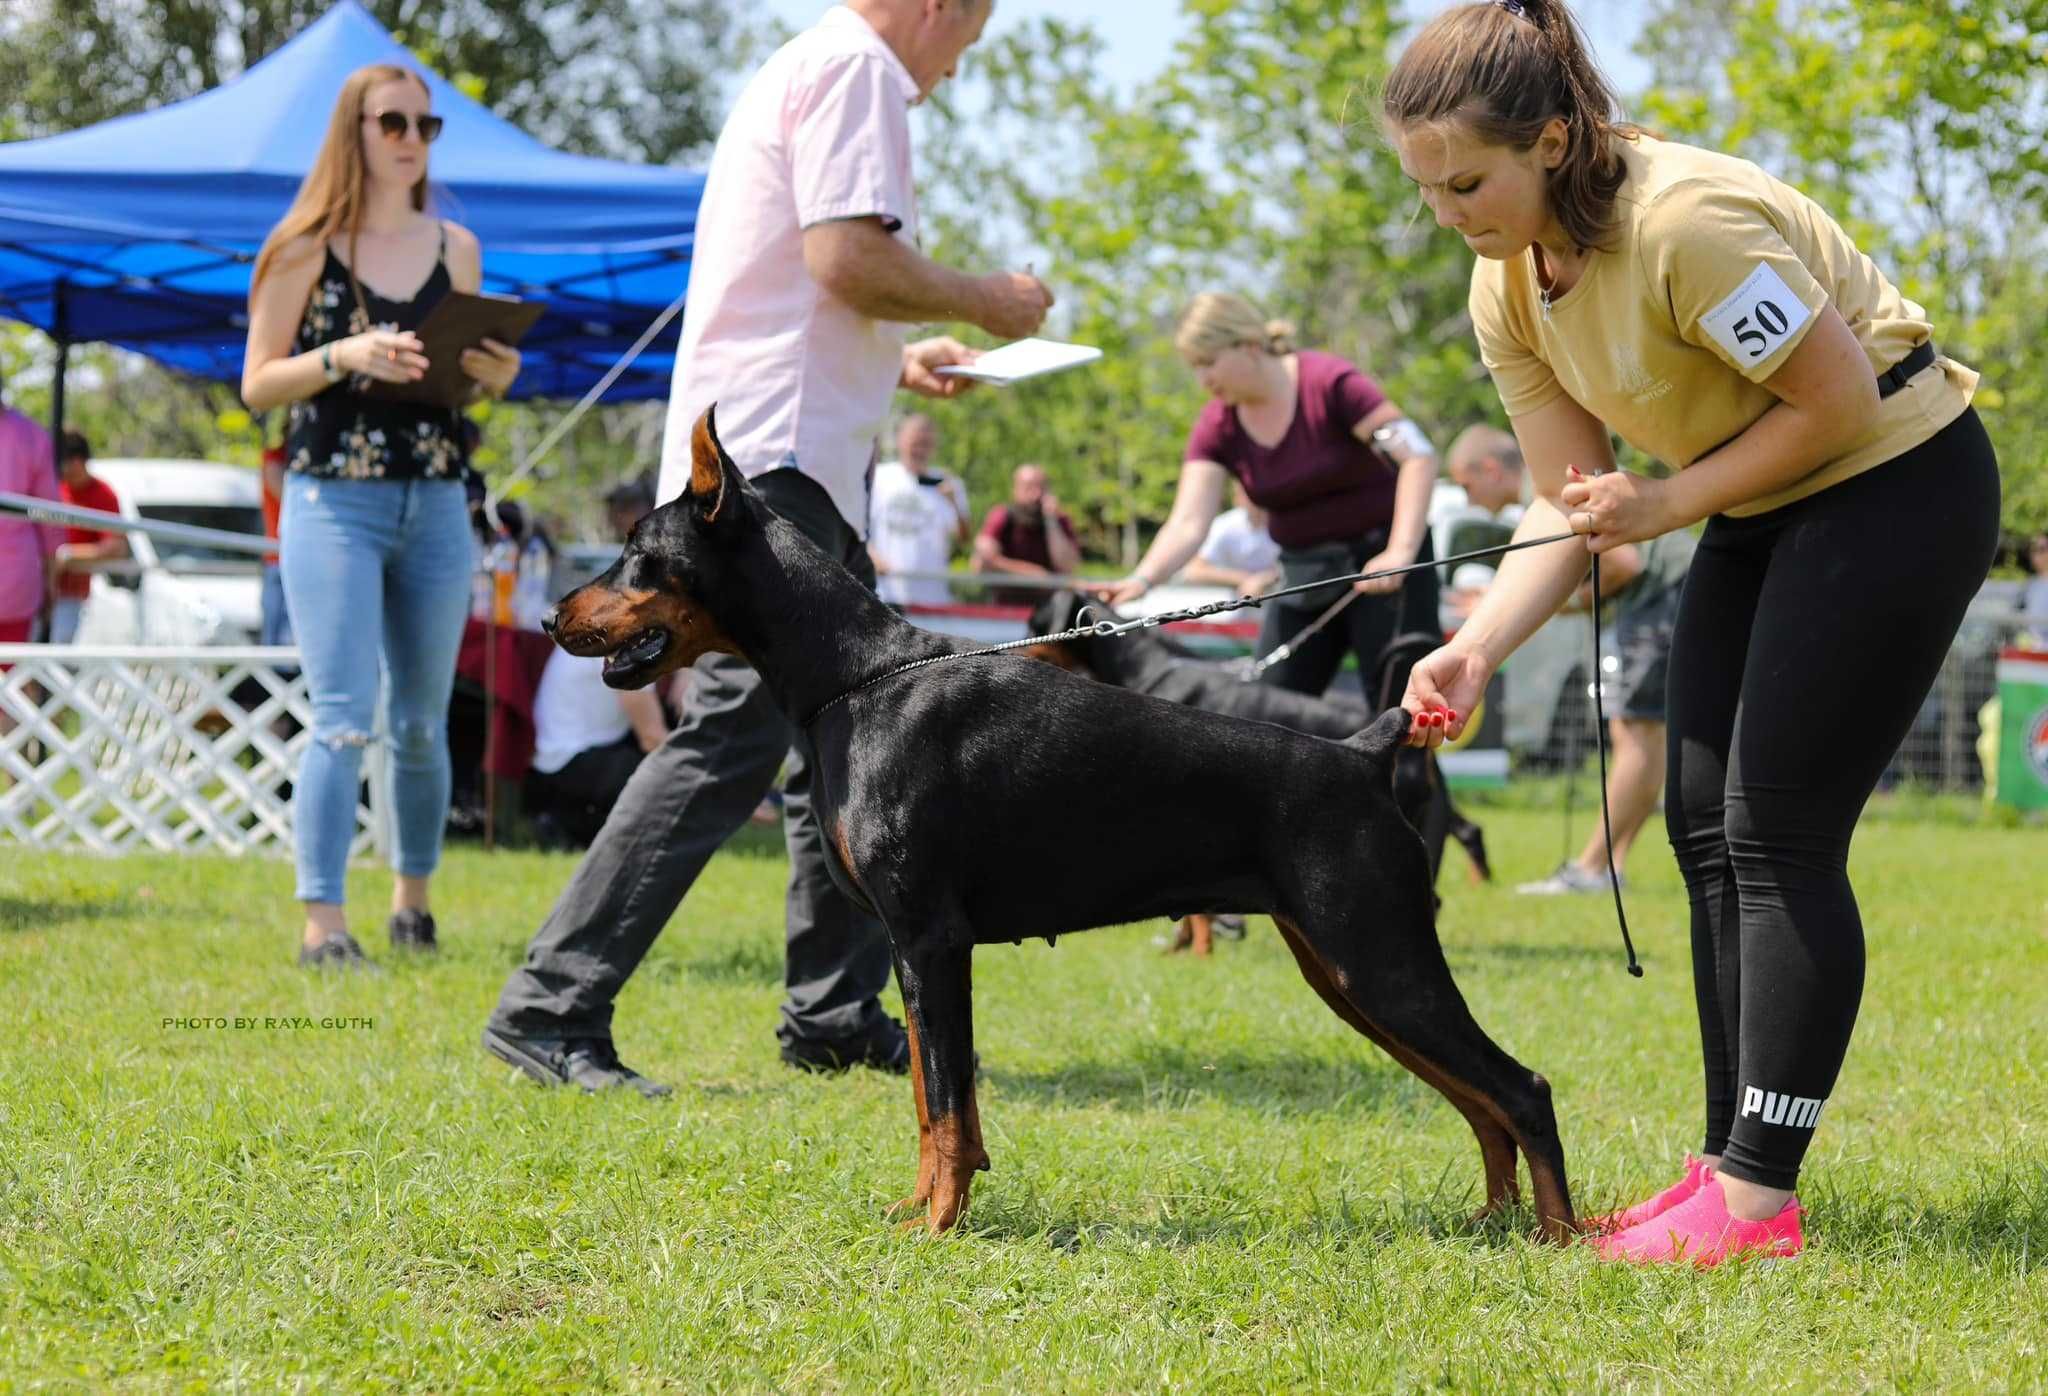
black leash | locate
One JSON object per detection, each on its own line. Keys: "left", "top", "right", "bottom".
{"left": 1588, "top": 553, "right": 1643, "bottom": 977}
{"left": 1232, "top": 588, "right": 1359, "bottom": 682}
{"left": 805, "top": 526, "right": 1644, "bottom": 976}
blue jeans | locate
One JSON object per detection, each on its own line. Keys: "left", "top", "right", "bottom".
{"left": 48, "top": 597, "right": 84, "bottom": 644}
{"left": 260, "top": 562, "right": 294, "bottom": 647}
{"left": 280, "top": 474, "right": 472, "bottom": 904}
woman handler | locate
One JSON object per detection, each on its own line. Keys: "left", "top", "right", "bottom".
{"left": 1386, "top": 0, "right": 1999, "bottom": 1264}
{"left": 1105, "top": 293, "right": 1443, "bottom": 699}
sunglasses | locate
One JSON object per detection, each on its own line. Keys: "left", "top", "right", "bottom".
{"left": 368, "top": 110, "right": 444, "bottom": 143}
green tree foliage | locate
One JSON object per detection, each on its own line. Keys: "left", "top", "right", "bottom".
{"left": 0, "top": 0, "right": 733, "bottom": 164}
{"left": 1635, "top": 0, "right": 2048, "bottom": 533}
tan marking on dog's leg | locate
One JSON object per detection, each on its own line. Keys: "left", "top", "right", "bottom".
{"left": 924, "top": 1104, "right": 990, "bottom": 1235}
{"left": 887, "top": 1015, "right": 937, "bottom": 1225}
{"left": 1272, "top": 916, "right": 1533, "bottom": 1227}
{"left": 1188, "top": 914, "right": 1214, "bottom": 957}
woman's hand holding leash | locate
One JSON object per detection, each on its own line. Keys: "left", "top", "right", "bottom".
{"left": 1560, "top": 463, "right": 1676, "bottom": 553}
{"left": 1354, "top": 542, "right": 1417, "bottom": 595}
{"left": 1099, "top": 575, "right": 1151, "bottom": 606}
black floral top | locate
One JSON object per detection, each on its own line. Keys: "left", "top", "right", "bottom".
{"left": 285, "top": 227, "right": 470, "bottom": 482}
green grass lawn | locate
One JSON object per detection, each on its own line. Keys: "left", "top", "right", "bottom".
{"left": 2, "top": 806, "right": 2044, "bottom": 1393}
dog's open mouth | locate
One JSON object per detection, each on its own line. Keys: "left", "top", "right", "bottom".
{"left": 601, "top": 627, "right": 671, "bottom": 687}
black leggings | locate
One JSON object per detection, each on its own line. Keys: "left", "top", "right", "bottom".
{"left": 1259, "top": 533, "right": 1441, "bottom": 699}
{"left": 1667, "top": 407, "right": 1999, "bottom": 1189}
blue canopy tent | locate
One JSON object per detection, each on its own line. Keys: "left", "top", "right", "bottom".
{"left": 0, "top": 0, "right": 703, "bottom": 445}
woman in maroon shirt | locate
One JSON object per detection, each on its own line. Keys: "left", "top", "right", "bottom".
{"left": 1107, "top": 293, "right": 1442, "bottom": 697}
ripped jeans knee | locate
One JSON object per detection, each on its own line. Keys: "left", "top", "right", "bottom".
{"left": 312, "top": 723, "right": 378, "bottom": 754}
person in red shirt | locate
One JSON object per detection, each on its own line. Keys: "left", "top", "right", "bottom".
{"left": 971, "top": 463, "right": 1081, "bottom": 607}
{"left": 49, "top": 431, "right": 128, "bottom": 645}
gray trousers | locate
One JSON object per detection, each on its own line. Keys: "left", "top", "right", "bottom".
{"left": 488, "top": 468, "right": 893, "bottom": 1046}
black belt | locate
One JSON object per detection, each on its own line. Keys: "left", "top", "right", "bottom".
{"left": 1877, "top": 340, "right": 1936, "bottom": 399}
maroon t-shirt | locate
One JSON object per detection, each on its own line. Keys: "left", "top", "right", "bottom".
{"left": 979, "top": 503, "right": 1078, "bottom": 605}
{"left": 1183, "top": 350, "right": 1395, "bottom": 549}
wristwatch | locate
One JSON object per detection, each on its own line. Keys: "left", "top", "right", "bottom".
{"left": 320, "top": 342, "right": 344, "bottom": 384}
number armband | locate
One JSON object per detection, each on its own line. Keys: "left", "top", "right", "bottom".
{"left": 1369, "top": 416, "right": 1437, "bottom": 463}
{"left": 1697, "top": 262, "right": 1813, "bottom": 368}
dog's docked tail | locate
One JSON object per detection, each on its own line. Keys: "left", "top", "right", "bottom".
{"left": 1344, "top": 708, "right": 1414, "bottom": 778}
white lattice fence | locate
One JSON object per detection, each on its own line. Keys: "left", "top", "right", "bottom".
{"left": 0, "top": 646, "right": 385, "bottom": 858}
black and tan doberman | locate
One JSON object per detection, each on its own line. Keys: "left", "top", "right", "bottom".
{"left": 1023, "top": 591, "right": 1493, "bottom": 952}
{"left": 543, "top": 409, "right": 1575, "bottom": 1241}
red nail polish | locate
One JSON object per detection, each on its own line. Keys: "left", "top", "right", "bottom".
{"left": 1445, "top": 710, "right": 1458, "bottom": 723}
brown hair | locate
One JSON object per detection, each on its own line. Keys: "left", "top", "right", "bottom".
{"left": 1175, "top": 292, "right": 1297, "bottom": 362}
{"left": 250, "top": 64, "right": 432, "bottom": 294}
{"left": 1382, "top": 0, "right": 1640, "bottom": 251}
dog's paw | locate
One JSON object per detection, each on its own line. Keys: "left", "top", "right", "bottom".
{"left": 884, "top": 1193, "right": 930, "bottom": 1224}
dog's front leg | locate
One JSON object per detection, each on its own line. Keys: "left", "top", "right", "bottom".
{"left": 884, "top": 1001, "right": 937, "bottom": 1225}
{"left": 897, "top": 940, "right": 988, "bottom": 1234}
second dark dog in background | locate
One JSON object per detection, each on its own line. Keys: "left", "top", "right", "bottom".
{"left": 1025, "top": 591, "right": 1490, "bottom": 952}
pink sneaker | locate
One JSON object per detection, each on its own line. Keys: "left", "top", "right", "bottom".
{"left": 1596, "top": 1176, "right": 1804, "bottom": 1267}
{"left": 1587, "top": 1154, "right": 1712, "bottom": 1235}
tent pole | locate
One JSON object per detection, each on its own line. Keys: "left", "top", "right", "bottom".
{"left": 50, "top": 283, "right": 69, "bottom": 469}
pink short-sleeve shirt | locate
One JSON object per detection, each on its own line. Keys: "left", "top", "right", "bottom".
{"left": 0, "top": 407, "right": 61, "bottom": 622}
{"left": 657, "top": 6, "right": 921, "bottom": 537}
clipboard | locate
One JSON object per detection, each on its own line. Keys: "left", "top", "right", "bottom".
{"left": 362, "top": 290, "right": 544, "bottom": 409}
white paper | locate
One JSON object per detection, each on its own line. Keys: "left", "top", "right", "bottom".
{"left": 934, "top": 338, "right": 1102, "bottom": 385}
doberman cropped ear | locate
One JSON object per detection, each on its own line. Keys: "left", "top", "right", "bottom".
{"left": 1345, "top": 708, "right": 1415, "bottom": 771}
{"left": 688, "top": 406, "right": 735, "bottom": 526}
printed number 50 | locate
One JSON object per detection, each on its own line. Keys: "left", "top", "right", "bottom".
{"left": 1732, "top": 300, "right": 1791, "bottom": 357}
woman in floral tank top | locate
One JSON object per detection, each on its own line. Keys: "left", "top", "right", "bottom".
{"left": 242, "top": 63, "right": 522, "bottom": 971}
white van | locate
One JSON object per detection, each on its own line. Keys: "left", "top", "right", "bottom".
{"left": 79, "top": 459, "right": 267, "bottom": 646}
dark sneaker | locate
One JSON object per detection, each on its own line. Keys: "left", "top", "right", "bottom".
{"left": 481, "top": 1026, "right": 672, "bottom": 1098}
{"left": 388, "top": 908, "right": 439, "bottom": 953}
{"left": 779, "top": 1015, "right": 911, "bottom": 1075}
{"left": 298, "top": 930, "right": 380, "bottom": 972}
{"left": 1211, "top": 913, "right": 1248, "bottom": 941}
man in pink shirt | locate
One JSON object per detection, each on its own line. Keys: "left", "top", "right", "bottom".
{"left": 0, "top": 370, "right": 59, "bottom": 746}
{"left": 487, "top": 0, "right": 1052, "bottom": 1093}
{"left": 0, "top": 369, "right": 60, "bottom": 638}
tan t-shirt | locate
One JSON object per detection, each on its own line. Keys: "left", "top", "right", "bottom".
{"left": 1469, "top": 136, "right": 1976, "bottom": 517}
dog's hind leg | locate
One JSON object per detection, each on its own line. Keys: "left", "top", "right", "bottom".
{"left": 1269, "top": 919, "right": 1520, "bottom": 1218}
{"left": 1275, "top": 891, "right": 1576, "bottom": 1241}
{"left": 896, "top": 936, "right": 988, "bottom": 1234}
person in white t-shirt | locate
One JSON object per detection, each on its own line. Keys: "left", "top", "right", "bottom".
{"left": 868, "top": 414, "right": 969, "bottom": 606}
{"left": 1181, "top": 481, "right": 1280, "bottom": 597}
{"left": 524, "top": 650, "right": 671, "bottom": 847}
{"left": 486, "top": 0, "right": 1052, "bottom": 1093}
